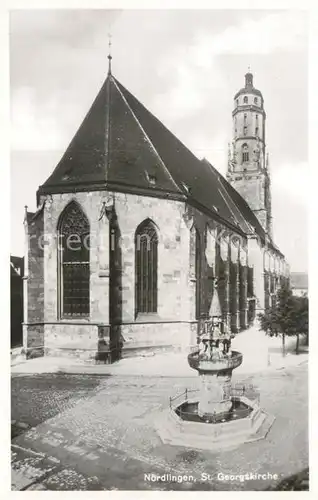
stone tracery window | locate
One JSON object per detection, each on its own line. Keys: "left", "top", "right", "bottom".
{"left": 58, "top": 201, "right": 90, "bottom": 318}
{"left": 135, "top": 219, "right": 158, "bottom": 315}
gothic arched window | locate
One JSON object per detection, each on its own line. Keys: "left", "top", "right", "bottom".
{"left": 135, "top": 219, "right": 158, "bottom": 315}
{"left": 242, "top": 144, "right": 249, "bottom": 163}
{"left": 243, "top": 96, "right": 248, "bottom": 104}
{"left": 58, "top": 201, "right": 90, "bottom": 318}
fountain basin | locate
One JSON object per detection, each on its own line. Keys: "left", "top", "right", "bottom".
{"left": 155, "top": 393, "right": 275, "bottom": 451}
{"left": 188, "top": 350, "right": 243, "bottom": 373}
{"left": 176, "top": 398, "right": 252, "bottom": 423}
{"left": 154, "top": 310, "right": 275, "bottom": 451}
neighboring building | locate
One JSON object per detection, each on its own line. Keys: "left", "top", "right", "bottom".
{"left": 23, "top": 64, "right": 288, "bottom": 361}
{"left": 11, "top": 256, "right": 24, "bottom": 348}
{"left": 290, "top": 272, "right": 308, "bottom": 297}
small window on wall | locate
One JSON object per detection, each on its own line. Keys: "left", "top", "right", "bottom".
{"left": 236, "top": 99, "right": 239, "bottom": 107}
{"left": 255, "top": 127, "right": 259, "bottom": 136}
{"left": 244, "top": 127, "right": 247, "bottom": 136}
{"left": 243, "top": 96, "right": 248, "bottom": 104}
{"left": 242, "top": 144, "right": 249, "bottom": 163}
{"left": 244, "top": 113, "right": 247, "bottom": 125}
{"left": 254, "top": 97, "right": 258, "bottom": 105}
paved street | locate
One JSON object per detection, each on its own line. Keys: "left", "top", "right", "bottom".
{"left": 11, "top": 374, "right": 108, "bottom": 438}
{"left": 11, "top": 361, "right": 308, "bottom": 491}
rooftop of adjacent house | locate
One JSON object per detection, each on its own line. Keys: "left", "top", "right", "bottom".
{"left": 10, "top": 256, "right": 24, "bottom": 277}
{"left": 38, "top": 70, "right": 282, "bottom": 255}
{"left": 290, "top": 272, "right": 308, "bottom": 290}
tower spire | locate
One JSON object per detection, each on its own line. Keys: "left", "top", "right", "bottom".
{"left": 107, "top": 33, "right": 112, "bottom": 75}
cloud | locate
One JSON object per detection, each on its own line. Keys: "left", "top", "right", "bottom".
{"left": 152, "top": 52, "right": 226, "bottom": 121}
{"left": 11, "top": 87, "right": 64, "bottom": 151}
{"left": 194, "top": 10, "right": 307, "bottom": 57}
{"left": 272, "top": 162, "right": 309, "bottom": 206}
{"left": 152, "top": 10, "right": 306, "bottom": 124}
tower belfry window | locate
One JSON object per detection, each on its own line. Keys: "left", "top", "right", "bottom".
{"left": 254, "top": 97, "right": 258, "bottom": 105}
{"left": 243, "top": 96, "right": 248, "bottom": 104}
{"left": 242, "top": 144, "right": 249, "bottom": 163}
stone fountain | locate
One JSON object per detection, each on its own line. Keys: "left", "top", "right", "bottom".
{"left": 155, "top": 284, "right": 275, "bottom": 450}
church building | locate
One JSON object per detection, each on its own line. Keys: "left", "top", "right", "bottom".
{"left": 23, "top": 61, "right": 288, "bottom": 362}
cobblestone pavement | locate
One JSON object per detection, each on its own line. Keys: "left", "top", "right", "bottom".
{"left": 267, "top": 467, "right": 309, "bottom": 491}
{"left": 11, "top": 374, "right": 108, "bottom": 438}
{"left": 11, "top": 363, "right": 308, "bottom": 491}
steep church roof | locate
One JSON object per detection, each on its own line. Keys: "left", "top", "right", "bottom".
{"left": 38, "top": 72, "right": 277, "bottom": 245}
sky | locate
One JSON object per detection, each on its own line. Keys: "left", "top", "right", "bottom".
{"left": 10, "top": 9, "right": 308, "bottom": 271}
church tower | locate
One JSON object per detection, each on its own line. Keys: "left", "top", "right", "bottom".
{"left": 226, "top": 72, "right": 272, "bottom": 237}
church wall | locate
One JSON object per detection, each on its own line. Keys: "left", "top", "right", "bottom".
{"left": 247, "top": 236, "right": 265, "bottom": 311}
{"left": 42, "top": 191, "right": 106, "bottom": 355}
{"left": 44, "top": 324, "right": 98, "bottom": 361}
{"left": 28, "top": 187, "right": 283, "bottom": 360}
{"left": 186, "top": 206, "right": 251, "bottom": 335}
{"left": 23, "top": 210, "right": 44, "bottom": 358}
{"left": 40, "top": 190, "right": 196, "bottom": 357}
{"left": 112, "top": 192, "right": 195, "bottom": 349}
{"left": 229, "top": 177, "right": 263, "bottom": 211}
{"left": 228, "top": 177, "right": 267, "bottom": 230}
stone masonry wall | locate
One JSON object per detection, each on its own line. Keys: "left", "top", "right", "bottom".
{"left": 31, "top": 188, "right": 278, "bottom": 359}
{"left": 24, "top": 210, "right": 44, "bottom": 356}
{"left": 27, "top": 212, "right": 44, "bottom": 324}
{"left": 42, "top": 190, "right": 193, "bottom": 354}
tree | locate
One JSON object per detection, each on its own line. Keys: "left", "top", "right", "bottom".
{"left": 293, "top": 294, "right": 309, "bottom": 351}
{"left": 258, "top": 282, "right": 308, "bottom": 356}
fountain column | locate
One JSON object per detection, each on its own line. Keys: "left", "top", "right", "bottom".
{"left": 194, "top": 285, "right": 242, "bottom": 420}
{"left": 198, "top": 366, "right": 233, "bottom": 418}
